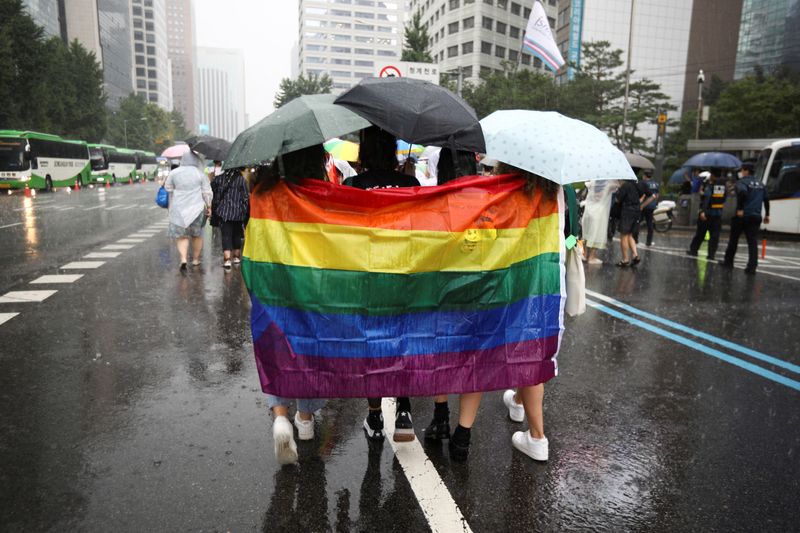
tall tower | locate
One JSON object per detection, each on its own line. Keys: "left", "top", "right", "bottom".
{"left": 196, "top": 47, "right": 246, "bottom": 142}
{"left": 297, "top": 0, "right": 405, "bottom": 92}
{"left": 130, "top": 0, "right": 172, "bottom": 110}
{"left": 166, "top": 0, "right": 198, "bottom": 131}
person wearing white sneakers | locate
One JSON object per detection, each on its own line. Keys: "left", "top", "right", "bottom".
{"left": 504, "top": 385, "right": 548, "bottom": 461}
{"left": 267, "top": 395, "right": 326, "bottom": 465}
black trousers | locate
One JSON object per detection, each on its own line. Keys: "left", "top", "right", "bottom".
{"left": 642, "top": 209, "right": 655, "bottom": 245}
{"left": 724, "top": 216, "right": 762, "bottom": 270}
{"left": 220, "top": 221, "right": 244, "bottom": 251}
{"left": 689, "top": 215, "right": 722, "bottom": 259}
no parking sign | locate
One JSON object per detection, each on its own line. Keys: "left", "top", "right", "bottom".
{"left": 375, "top": 61, "right": 440, "bottom": 85}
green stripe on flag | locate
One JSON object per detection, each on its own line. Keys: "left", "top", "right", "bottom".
{"left": 242, "top": 253, "right": 561, "bottom": 316}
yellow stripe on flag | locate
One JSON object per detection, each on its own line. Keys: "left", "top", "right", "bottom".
{"left": 244, "top": 213, "right": 560, "bottom": 274}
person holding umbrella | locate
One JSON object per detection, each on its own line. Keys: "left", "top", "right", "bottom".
{"left": 211, "top": 167, "right": 249, "bottom": 270}
{"left": 615, "top": 177, "right": 644, "bottom": 267}
{"left": 164, "top": 150, "right": 212, "bottom": 271}
{"left": 640, "top": 170, "right": 660, "bottom": 247}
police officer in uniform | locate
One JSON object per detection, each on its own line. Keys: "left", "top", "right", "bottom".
{"left": 687, "top": 168, "right": 726, "bottom": 260}
{"left": 720, "top": 162, "right": 770, "bottom": 274}
{"left": 640, "top": 170, "right": 660, "bottom": 246}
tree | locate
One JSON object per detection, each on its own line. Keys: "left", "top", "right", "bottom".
{"left": 106, "top": 94, "right": 186, "bottom": 152}
{"left": 462, "top": 64, "right": 559, "bottom": 118}
{"left": 0, "top": 1, "right": 106, "bottom": 140}
{"left": 401, "top": 10, "right": 433, "bottom": 63}
{"left": 273, "top": 73, "right": 333, "bottom": 108}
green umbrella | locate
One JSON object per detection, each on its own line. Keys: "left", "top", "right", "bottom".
{"left": 223, "top": 94, "right": 370, "bottom": 169}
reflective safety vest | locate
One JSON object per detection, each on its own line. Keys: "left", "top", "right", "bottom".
{"left": 709, "top": 183, "right": 727, "bottom": 212}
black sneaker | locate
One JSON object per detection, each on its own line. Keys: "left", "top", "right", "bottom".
{"left": 744, "top": 268, "right": 756, "bottom": 275}
{"left": 718, "top": 260, "right": 733, "bottom": 268}
{"left": 394, "top": 410, "right": 415, "bottom": 442}
{"left": 423, "top": 418, "right": 450, "bottom": 441}
{"left": 363, "top": 411, "right": 384, "bottom": 441}
{"left": 448, "top": 438, "right": 470, "bottom": 461}
{"left": 686, "top": 250, "right": 697, "bottom": 256}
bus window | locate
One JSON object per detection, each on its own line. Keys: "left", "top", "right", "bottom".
{"left": 754, "top": 149, "right": 771, "bottom": 182}
{"left": 766, "top": 146, "right": 800, "bottom": 199}
{"left": 0, "top": 138, "right": 28, "bottom": 171}
{"left": 89, "top": 147, "right": 108, "bottom": 171}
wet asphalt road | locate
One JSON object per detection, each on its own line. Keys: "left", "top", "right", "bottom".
{"left": 0, "top": 184, "right": 798, "bottom": 532}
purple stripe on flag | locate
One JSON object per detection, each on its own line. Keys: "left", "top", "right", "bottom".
{"left": 523, "top": 38, "right": 564, "bottom": 70}
{"left": 253, "top": 322, "right": 560, "bottom": 398}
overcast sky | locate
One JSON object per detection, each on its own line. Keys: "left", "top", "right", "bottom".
{"left": 194, "top": 0, "right": 298, "bottom": 126}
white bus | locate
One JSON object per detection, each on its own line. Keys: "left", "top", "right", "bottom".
{"left": 0, "top": 130, "right": 91, "bottom": 191}
{"left": 136, "top": 151, "right": 159, "bottom": 181}
{"left": 755, "top": 138, "right": 800, "bottom": 234}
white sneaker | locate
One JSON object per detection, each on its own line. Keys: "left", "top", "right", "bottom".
{"left": 223, "top": 260, "right": 232, "bottom": 270}
{"left": 587, "top": 257, "right": 603, "bottom": 265}
{"left": 272, "top": 416, "right": 298, "bottom": 464}
{"left": 503, "top": 390, "right": 525, "bottom": 422}
{"left": 294, "top": 411, "right": 315, "bottom": 441}
{"left": 233, "top": 257, "right": 241, "bottom": 265}
{"left": 512, "top": 431, "right": 549, "bottom": 461}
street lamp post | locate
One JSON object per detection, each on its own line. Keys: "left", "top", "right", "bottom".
{"left": 621, "top": 0, "right": 636, "bottom": 151}
{"left": 695, "top": 69, "right": 705, "bottom": 140}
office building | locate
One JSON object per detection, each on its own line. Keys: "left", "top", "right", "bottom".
{"left": 22, "top": 0, "right": 62, "bottom": 38}
{"left": 61, "top": 0, "right": 134, "bottom": 110}
{"left": 297, "top": 0, "right": 405, "bottom": 91}
{"left": 680, "top": 0, "right": 743, "bottom": 115}
{"left": 131, "top": 0, "right": 172, "bottom": 110}
{"left": 197, "top": 47, "right": 246, "bottom": 142}
{"left": 411, "top": 0, "right": 559, "bottom": 83}
{"left": 735, "top": 0, "right": 800, "bottom": 78}
{"left": 556, "top": 0, "right": 694, "bottom": 141}
{"left": 166, "top": 0, "right": 198, "bottom": 131}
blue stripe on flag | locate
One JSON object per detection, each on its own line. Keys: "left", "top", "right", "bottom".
{"left": 250, "top": 293, "right": 563, "bottom": 358}
{"left": 523, "top": 38, "right": 564, "bottom": 71}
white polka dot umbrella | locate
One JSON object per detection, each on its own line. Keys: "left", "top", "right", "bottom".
{"left": 480, "top": 110, "right": 636, "bottom": 185}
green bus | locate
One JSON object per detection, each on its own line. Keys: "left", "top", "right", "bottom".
{"left": 88, "top": 143, "right": 116, "bottom": 184}
{"left": 0, "top": 130, "right": 91, "bottom": 191}
{"left": 136, "top": 150, "right": 159, "bottom": 181}
{"left": 110, "top": 148, "right": 140, "bottom": 184}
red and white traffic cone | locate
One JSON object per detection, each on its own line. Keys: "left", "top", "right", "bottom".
{"left": 24, "top": 185, "right": 31, "bottom": 197}
{"left": 105, "top": 181, "right": 110, "bottom": 189}
{"left": 74, "top": 179, "right": 80, "bottom": 191}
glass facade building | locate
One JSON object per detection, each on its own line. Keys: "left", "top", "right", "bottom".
{"left": 131, "top": 0, "right": 172, "bottom": 110}
{"left": 97, "top": 0, "right": 134, "bottom": 110}
{"left": 22, "top": 0, "right": 62, "bottom": 38}
{"left": 735, "top": 0, "right": 800, "bottom": 78}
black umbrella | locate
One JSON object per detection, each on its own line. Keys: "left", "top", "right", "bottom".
{"left": 334, "top": 77, "right": 486, "bottom": 153}
{"left": 185, "top": 135, "right": 232, "bottom": 161}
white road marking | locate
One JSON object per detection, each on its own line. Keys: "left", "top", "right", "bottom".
{"left": 83, "top": 206, "right": 104, "bottom": 211}
{"left": 640, "top": 246, "right": 800, "bottom": 282}
{"left": 117, "top": 205, "right": 136, "bottom": 210}
{"left": 30, "top": 274, "right": 84, "bottom": 284}
{"left": 0, "top": 290, "right": 57, "bottom": 303}
{"left": 129, "top": 233, "right": 156, "bottom": 237}
{"left": 117, "top": 238, "right": 146, "bottom": 243}
{"left": 61, "top": 261, "right": 105, "bottom": 269}
{"left": 0, "top": 223, "right": 22, "bottom": 229}
{"left": 101, "top": 244, "right": 135, "bottom": 250}
{"left": 382, "top": 398, "right": 472, "bottom": 533}
{"left": 84, "top": 252, "right": 121, "bottom": 259}
{"left": 104, "top": 205, "right": 120, "bottom": 211}
{"left": 57, "top": 207, "right": 75, "bottom": 211}
{"left": 0, "top": 313, "right": 19, "bottom": 326}
{"left": 149, "top": 205, "right": 159, "bottom": 209}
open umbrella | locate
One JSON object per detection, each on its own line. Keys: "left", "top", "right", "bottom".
{"left": 161, "top": 143, "right": 189, "bottom": 159}
{"left": 669, "top": 166, "right": 691, "bottom": 185}
{"left": 480, "top": 110, "right": 636, "bottom": 185}
{"left": 224, "top": 94, "right": 370, "bottom": 169}
{"left": 335, "top": 77, "right": 485, "bottom": 153}
{"left": 324, "top": 138, "right": 360, "bottom": 162}
{"left": 625, "top": 152, "right": 654, "bottom": 171}
{"left": 185, "top": 135, "right": 231, "bottom": 161}
{"left": 683, "top": 152, "right": 742, "bottom": 169}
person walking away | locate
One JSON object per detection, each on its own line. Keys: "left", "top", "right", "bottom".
{"left": 212, "top": 168, "right": 250, "bottom": 270}
{"left": 640, "top": 170, "right": 660, "bottom": 246}
{"left": 720, "top": 162, "right": 770, "bottom": 274}
{"left": 343, "top": 126, "right": 419, "bottom": 444}
{"left": 254, "top": 144, "right": 329, "bottom": 464}
{"left": 164, "top": 150, "right": 212, "bottom": 271}
{"left": 687, "top": 169, "right": 725, "bottom": 260}
{"left": 616, "top": 178, "right": 644, "bottom": 267}
{"left": 581, "top": 180, "right": 617, "bottom": 264}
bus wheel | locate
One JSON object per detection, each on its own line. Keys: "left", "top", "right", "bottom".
{"left": 45, "top": 176, "right": 53, "bottom": 192}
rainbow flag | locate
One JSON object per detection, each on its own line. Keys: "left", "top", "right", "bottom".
{"left": 242, "top": 174, "right": 565, "bottom": 398}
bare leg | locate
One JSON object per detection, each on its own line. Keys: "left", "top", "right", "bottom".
{"left": 458, "top": 392, "right": 483, "bottom": 428}
{"left": 233, "top": 249, "right": 242, "bottom": 260}
{"left": 223, "top": 249, "right": 231, "bottom": 261}
{"left": 620, "top": 234, "right": 630, "bottom": 262}
{"left": 628, "top": 234, "right": 639, "bottom": 259}
{"left": 191, "top": 236, "right": 203, "bottom": 263}
{"left": 297, "top": 411, "right": 312, "bottom": 421}
{"left": 272, "top": 405, "right": 289, "bottom": 418}
{"left": 176, "top": 237, "right": 189, "bottom": 264}
{"left": 519, "top": 384, "right": 545, "bottom": 439}
{"left": 434, "top": 394, "right": 448, "bottom": 403}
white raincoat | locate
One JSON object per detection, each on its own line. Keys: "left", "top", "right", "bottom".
{"left": 164, "top": 151, "right": 212, "bottom": 228}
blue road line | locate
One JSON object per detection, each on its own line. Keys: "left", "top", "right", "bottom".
{"left": 586, "top": 300, "right": 800, "bottom": 393}
{"left": 586, "top": 289, "right": 800, "bottom": 376}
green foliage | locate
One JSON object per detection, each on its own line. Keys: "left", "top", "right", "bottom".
{"left": 107, "top": 94, "right": 190, "bottom": 153}
{"left": 461, "top": 41, "right": 673, "bottom": 153}
{"left": 401, "top": 11, "right": 433, "bottom": 63}
{"left": 0, "top": 0, "right": 106, "bottom": 141}
{"left": 273, "top": 73, "right": 333, "bottom": 109}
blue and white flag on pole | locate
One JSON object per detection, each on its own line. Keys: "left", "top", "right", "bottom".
{"left": 523, "top": 1, "right": 566, "bottom": 73}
